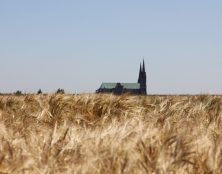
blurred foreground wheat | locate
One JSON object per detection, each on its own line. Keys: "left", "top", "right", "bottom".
{"left": 0, "top": 94, "right": 222, "bottom": 174}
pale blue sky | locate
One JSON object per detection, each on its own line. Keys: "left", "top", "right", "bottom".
{"left": 0, "top": 0, "right": 222, "bottom": 94}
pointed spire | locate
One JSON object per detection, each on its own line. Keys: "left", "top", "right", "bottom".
{"left": 138, "top": 63, "right": 142, "bottom": 83}
{"left": 143, "top": 59, "right": 145, "bottom": 72}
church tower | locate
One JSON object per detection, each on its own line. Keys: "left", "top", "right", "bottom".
{"left": 138, "top": 60, "right": 147, "bottom": 95}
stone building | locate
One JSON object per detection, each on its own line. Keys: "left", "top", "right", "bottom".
{"left": 96, "top": 60, "right": 147, "bottom": 95}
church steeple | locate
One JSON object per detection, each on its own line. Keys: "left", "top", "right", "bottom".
{"left": 138, "top": 60, "right": 147, "bottom": 95}
{"left": 140, "top": 63, "right": 142, "bottom": 73}
{"left": 143, "top": 59, "right": 145, "bottom": 72}
{"left": 138, "top": 63, "right": 142, "bottom": 83}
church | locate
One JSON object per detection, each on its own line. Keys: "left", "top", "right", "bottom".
{"left": 96, "top": 60, "right": 147, "bottom": 95}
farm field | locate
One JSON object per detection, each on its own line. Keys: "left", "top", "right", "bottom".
{"left": 0, "top": 94, "right": 222, "bottom": 174}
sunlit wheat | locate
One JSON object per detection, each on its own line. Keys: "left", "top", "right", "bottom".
{"left": 0, "top": 94, "right": 221, "bottom": 173}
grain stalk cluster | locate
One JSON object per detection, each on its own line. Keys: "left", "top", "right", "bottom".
{"left": 0, "top": 94, "right": 222, "bottom": 173}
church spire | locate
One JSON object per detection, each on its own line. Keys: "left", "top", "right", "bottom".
{"left": 143, "top": 59, "right": 145, "bottom": 72}
{"left": 138, "top": 63, "right": 142, "bottom": 83}
{"left": 139, "top": 59, "right": 147, "bottom": 95}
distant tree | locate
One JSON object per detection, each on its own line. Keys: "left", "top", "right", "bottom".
{"left": 37, "top": 89, "right": 42, "bottom": 94}
{"left": 56, "top": 88, "right": 65, "bottom": 94}
{"left": 15, "top": 90, "right": 22, "bottom": 96}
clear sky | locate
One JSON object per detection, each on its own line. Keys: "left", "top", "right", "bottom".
{"left": 0, "top": 0, "right": 222, "bottom": 94}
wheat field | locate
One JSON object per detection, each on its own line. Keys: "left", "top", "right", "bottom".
{"left": 0, "top": 94, "right": 222, "bottom": 174}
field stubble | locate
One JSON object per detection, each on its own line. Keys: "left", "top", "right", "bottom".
{"left": 0, "top": 94, "right": 222, "bottom": 174}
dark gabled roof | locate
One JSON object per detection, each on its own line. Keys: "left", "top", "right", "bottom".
{"left": 100, "top": 83, "right": 140, "bottom": 90}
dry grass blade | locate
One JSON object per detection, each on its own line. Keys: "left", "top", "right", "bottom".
{"left": 0, "top": 94, "right": 221, "bottom": 173}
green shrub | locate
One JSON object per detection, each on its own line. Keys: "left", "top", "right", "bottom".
{"left": 15, "top": 90, "right": 22, "bottom": 96}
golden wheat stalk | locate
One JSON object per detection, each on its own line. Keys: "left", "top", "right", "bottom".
{"left": 0, "top": 94, "right": 221, "bottom": 173}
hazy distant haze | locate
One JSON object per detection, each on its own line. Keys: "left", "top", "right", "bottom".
{"left": 0, "top": 0, "right": 222, "bottom": 94}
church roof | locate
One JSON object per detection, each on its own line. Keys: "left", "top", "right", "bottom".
{"left": 100, "top": 83, "right": 140, "bottom": 89}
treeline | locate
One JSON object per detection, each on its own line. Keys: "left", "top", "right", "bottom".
{"left": 0, "top": 88, "right": 66, "bottom": 96}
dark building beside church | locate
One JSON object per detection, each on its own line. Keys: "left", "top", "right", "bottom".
{"left": 96, "top": 60, "right": 147, "bottom": 95}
